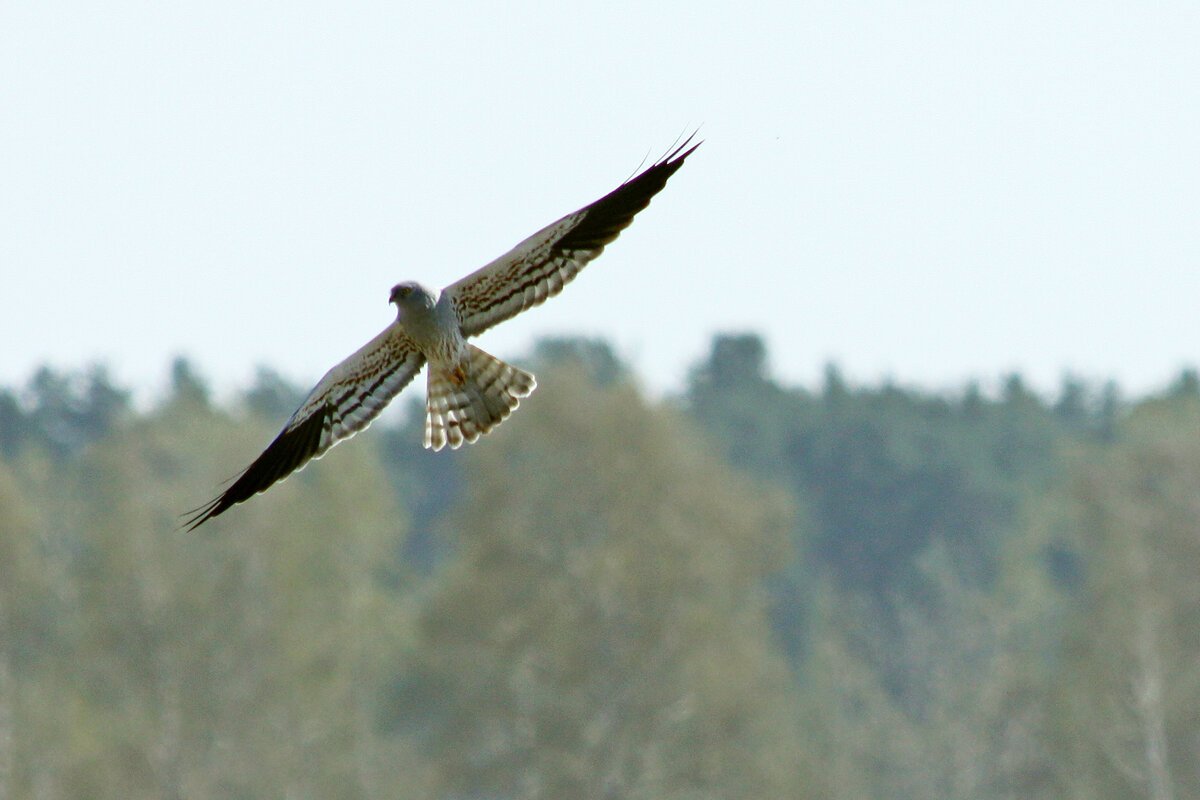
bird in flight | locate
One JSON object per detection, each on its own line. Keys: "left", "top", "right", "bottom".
{"left": 184, "top": 135, "right": 700, "bottom": 530}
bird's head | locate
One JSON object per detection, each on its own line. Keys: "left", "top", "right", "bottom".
{"left": 389, "top": 281, "right": 437, "bottom": 317}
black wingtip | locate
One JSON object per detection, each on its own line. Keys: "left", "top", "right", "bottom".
{"left": 180, "top": 465, "right": 251, "bottom": 531}
{"left": 180, "top": 405, "right": 331, "bottom": 531}
{"left": 180, "top": 496, "right": 226, "bottom": 532}
{"left": 659, "top": 129, "right": 703, "bottom": 168}
{"left": 555, "top": 132, "right": 700, "bottom": 255}
{"left": 627, "top": 131, "right": 702, "bottom": 187}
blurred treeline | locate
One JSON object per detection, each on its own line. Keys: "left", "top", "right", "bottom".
{"left": 1, "top": 334, "right": 1198, "bottom": 800}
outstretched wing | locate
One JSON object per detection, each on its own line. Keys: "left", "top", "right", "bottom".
{"left": 184, "top": 325, "right": 425, "bottom": 530}
{"left": 444, "top": 135, "right": 700, "bottom": 338}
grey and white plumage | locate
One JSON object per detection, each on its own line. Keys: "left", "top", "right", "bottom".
{"left": 184, "top": 135, "right": 699, "bottom": 530}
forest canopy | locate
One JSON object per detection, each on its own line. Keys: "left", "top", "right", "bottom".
{"left": 0, "top": 335, "right": 1198, "bottom": 799}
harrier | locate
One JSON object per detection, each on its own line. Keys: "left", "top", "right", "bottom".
{"left": 185, "top": 136, "right": 699, "bottom": 529}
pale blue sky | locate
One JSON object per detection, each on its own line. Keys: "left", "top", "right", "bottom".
{"left": 3, "top": 2, "right": 1198, "bottom": 402}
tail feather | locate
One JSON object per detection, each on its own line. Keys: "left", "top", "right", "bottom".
{"left": 425, "top": 346, "right": 536, "bottom": 451}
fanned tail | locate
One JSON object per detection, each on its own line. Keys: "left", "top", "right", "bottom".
{"left": 425, "top": 345, "right": 536, "bottom": 451}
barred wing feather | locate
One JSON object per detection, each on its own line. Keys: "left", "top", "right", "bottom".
{"left": 446, "top": 135, "right": 700, "bottom": 338}
{"left": 183, "top": 326, "right": 425, "bottom": 530}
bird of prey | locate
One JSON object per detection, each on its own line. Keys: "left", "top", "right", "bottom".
{"left": 184, "top": 135, "right": 700, "bottom": 530}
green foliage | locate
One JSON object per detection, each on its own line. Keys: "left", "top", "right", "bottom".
{"left": 686, "top": 336, "right": 1096, "bottom": 598}
{"left": 0, "top": 370, "right": 429, "bottom": 799}
{"left": 243, "top": 366, "right": 307, "bottom": 420}
{"left": 398, "top": 361, "right": 814, "bottom": 799}
{"left": 530, "top": 336, "right": 630, "bottom": 388}
{"left": 0, "top": 365, "right": 130, "bottom": 460}
{"left": 1043, "top": 394, "right": 1200, "bottom": 800}
{"left": 802, "top": 544, "right": 1062, "bottom": 799}
{"left": 1, "top": 339, "right": 1198, "bottom": 800}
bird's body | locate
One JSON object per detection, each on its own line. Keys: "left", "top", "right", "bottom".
{"left": 185, "top": 135, "right": 699, "bottom": 530}
{"left": 391, "top": 282, "right": 455, "bottom": 353}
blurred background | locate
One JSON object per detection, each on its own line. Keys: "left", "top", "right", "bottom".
{"left": 2, "top": 3, "right": 1199, "bottom": 799}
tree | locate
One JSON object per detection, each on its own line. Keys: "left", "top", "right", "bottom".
{"left": 1045, "top": 395, "right": 1200, "bottom": 800}
{"left": 532, "top": 337, "right": 629, "bottom": 388}
{"left": 795, "top": 533, "right": 1063, "bottom": 800}
{"left": 0, "top": 389, "right": 25, "bottom": 457}
{"left": 17, "top": 365, "right": 130, "bottom": 458}
{"left": 167, "top": 356, "right": 210, "bottom": 410}
{"left": 243, "top": 366, "right": 306, "bottom": 420}
{"left": 686, "top": 335, "right": 1071, "bottom": 603}
{"left": 0, "top": 461, "right": 55, "bottom": 799}
{"left": 402, "top": 360, "right": 816, "bottom": 799}
{"left": 3, "top": 381, "right": 432, "bottom": 799}
{"left": 684, "top": 333, "right": 800, "bottom": 473}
